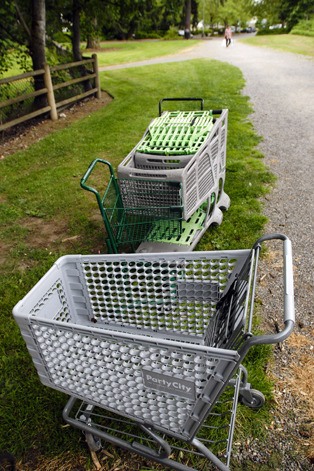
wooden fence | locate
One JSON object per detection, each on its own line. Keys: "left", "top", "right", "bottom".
{"left": 0, "top": 55, "right": 101, "bottom": 132}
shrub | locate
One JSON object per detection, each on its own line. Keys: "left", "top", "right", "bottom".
{"left": 256, "top": 27, "right": 288, "bottom": 35}
{"left": 164, "top": 26, "right": 181, "bottom": 40}
{"left": 134, "top": 31, "right": 162, "bottom": 40}
{"left": 290, "top": 18, "right": 314, "bottom": 37}
{"left": 53, "top": 31, "right": 72, "bottom": 44}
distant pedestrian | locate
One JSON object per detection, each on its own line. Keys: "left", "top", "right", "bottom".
{"left": 224, "top": 25, "right": 232, "bottom": 47}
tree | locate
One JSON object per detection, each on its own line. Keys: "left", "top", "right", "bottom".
{"left": 30, "top": 0, "right": 47, "bottom": 107}
{"left": 72, "top": 0, "right": 82, "bottom": 61}
{"left": 279, "top": 0, "right": 314, "bottom": 29}
{"left": 30, "top": 0, "right": 46, "bottom": 70}
{"left": 184, "top": 0, "right": 192, "bottom": 37}
{"left": 218, "top": 0, "right": 252, "bottom": 28}
{"left": 253, "top": 0, "right": 314, "bottom": 30}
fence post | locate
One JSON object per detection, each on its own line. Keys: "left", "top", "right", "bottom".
{"left": 92, "top": 54, "right": 101, "bottom": 99}
{"left": 44, "top": 63, "right": 58, "bottom": 121}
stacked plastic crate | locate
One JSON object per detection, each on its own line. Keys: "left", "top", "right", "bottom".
{"left": 117, "top": 105, "right": 230, "bottom": 252}
{"left": 80, "top": 100, "right": 230, "bottom": 253}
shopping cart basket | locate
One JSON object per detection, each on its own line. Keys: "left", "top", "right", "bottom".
{"left": 81, "top": 159, "right": 224, "bottom": 254}
{"left": 118, "top": 98, "right": 229, "bottom": 220}
{"left": 80, "top": 159, "right": 183, "bottom": 253}
{"left": 13, "top": 234, "right": 295, "bottom": 470}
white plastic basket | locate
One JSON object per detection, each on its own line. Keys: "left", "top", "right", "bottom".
{"left": 118, "top": 110, "right": 228, "bottom": 220}
{"left": 13, "top": 248, "right": 252, "bottom": 441}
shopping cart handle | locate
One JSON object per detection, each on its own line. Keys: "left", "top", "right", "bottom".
{"left": 158, "top": 97, "right": 204, "bottom": 116}
{"left": 253, "top": 233, "right": 295, "bottom": 324}
{"left": 240, "top": 233, "right": 295, "bottom": 356}
{"left": 80, "top": 158, "right": 114, "bottom": 193}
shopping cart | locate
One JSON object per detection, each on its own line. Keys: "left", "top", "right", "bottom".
{"left": 118, "top": 98, "right": 229, "bottom": 221}
{"left": 81, "top": 159, "right": 223, "bottom": 254}
{"left": 13, "top": 234, "right": 294, "bottom": 471}
{"left": 80, "top": 158, "right": 184, "bottom": 253}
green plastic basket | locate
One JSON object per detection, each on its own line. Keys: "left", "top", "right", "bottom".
{"left": 136, "top": 110, "right": 214, "bottom": 156}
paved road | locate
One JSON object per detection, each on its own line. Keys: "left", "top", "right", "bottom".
{"left": 101, "top": 37, "right": 314, "bottom": 328}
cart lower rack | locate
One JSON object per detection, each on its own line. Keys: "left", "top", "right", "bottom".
{"left": 13, "top": 234, "right": 294, "bottom": 470}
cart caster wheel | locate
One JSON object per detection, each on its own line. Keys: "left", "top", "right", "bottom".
{"left": 240, "top": 389, "right": 265, "bottom": 409}
{"left": 85, "top": 432, "right": 102, "bottom": 452}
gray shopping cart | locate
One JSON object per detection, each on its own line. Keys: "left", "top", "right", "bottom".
{"left": 13, "top": 234, "right": 294, "bottom": 470}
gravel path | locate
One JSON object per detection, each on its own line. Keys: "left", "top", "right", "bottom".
{"left": 101, "top": 39, "right": 314, "bottom": 469}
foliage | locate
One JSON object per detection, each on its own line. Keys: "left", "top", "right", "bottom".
{"left": 290, "top": 16, "right": 314, "bottom": 35}
{"left": 0, "top": 0, "right": 259, "bottom": 75}
{"left": 253, "top": 0, "right": 314, "bottom": 31}
{"left": 199, "top": 0, "right": 253, "bottom": 29}
{"left": 256, "top": 26, "right": 288, "bottom": 35}
{"left": 279, "top": 0, "right": 314, "bottom": 29}
{"left": 163, "top": 25, "right": 182, "bottom": 38}
{"left": 217, "top": 0, "right": 253, "bottom": 27}
{"left": 0, "top": 1, "right": 30, "bottom": 75}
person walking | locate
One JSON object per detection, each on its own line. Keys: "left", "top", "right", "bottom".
{"left": 224, "top": 25, "right": 232, "bottom": 47}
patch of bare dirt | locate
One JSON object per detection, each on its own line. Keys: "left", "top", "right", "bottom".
{"left": 0, "top": 91, "right": 112, "bottom": 159}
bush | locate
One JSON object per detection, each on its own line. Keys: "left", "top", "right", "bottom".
{"left": 290, "top": 18, "right": 314, "bottom": 37}
{"left": 192, "top": 28, "right": 213, "bottom": 37}
{"left": 53, "top": 31, "right": 72, "bottom": 44}
{"left": 256, "top": 27, "right": 288, "bottom": 35}
{"left": 163, "top": 26, "right": 181, "bottom": 40}
{"left": 134, "top": 31, "right": 162, "bottom": 40}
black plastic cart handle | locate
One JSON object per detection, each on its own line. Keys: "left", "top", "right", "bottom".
{"left": 158, "top": 97, "right": 204, "bottom": 116}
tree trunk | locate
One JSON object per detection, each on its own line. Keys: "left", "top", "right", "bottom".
{"left": 72, "top": 0, "right": 92, "bottom": 92}
{"left": 30, "top": 0, "right": 47, "bottom": 109}
{"left": 184, "top": 0, "right": 191, "bottom": 39}
{"left": 72, "top": 0, "right": 82, "bottom": 61}
{"left": 86, "top": 35, "right": 100, "bottom": 49}
{"left": 86, "top": 17, "right": 100, "bottom": 49}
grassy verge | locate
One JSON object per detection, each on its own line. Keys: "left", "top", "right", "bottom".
{"left": 0, "top": 58, "right": 275, "bottom": 469}
{"left": 240, "top": 34, "right": 314, "bottom": 58}
{"left": 85, "top": 39, "right": 201, "bottom": 67}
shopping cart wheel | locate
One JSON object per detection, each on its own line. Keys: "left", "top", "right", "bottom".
{"left": 85, "top": 432, "right": 102, "bottom": 452}
{"left": 240, "top": 389, "right": 265, "bottom": 409}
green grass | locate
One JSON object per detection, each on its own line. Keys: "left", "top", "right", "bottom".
{"left": 84, "top": 39, "right": 201, "bottom": 67}
{"left": 240, "top": 34, "right": 314, "bottom": 58}
{"left": 0, "top": 58, "right": 276, "bottom": 468}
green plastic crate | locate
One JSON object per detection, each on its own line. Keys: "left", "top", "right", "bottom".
{"left": 136, "top": 110, "right": 214, "bottom": 156}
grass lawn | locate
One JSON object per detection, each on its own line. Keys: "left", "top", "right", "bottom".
{"left": 240, "top": 34, "right": 314, "bottom": 58}
{"left": 85, "top": 39, "right": 201, "bottom": 67}
{"left": 0, "top": 58, "right": 275, "bottom": 469}
{"left": 1, "top": 39, "right": 200, "bottom": 78}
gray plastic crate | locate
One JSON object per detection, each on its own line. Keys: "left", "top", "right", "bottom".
{"left": 118, "top": 109, "right": 228, "bottom": 221}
